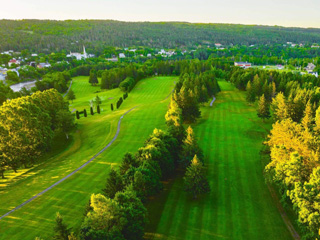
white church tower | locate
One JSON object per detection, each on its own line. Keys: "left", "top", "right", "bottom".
{"left": 83, "top": 46, "right": 87, "bottom": 58}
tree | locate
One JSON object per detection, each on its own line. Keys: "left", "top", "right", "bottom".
{"left": 76, "top": 111, "right": 80, "bottom": 119}
{"left": 301, "top": 101, "right": 313, "bottom": 131}
{"left": 67, "top": 89, "right": 75, "bottom": 103}
{"left": 183, "top": 155, "right": 210, "bottom": 199}
{"left": 271, "top": 92, "right": 290, "bottom": 121}
{"left": 181, "top": 126, "right": 202, "bottom": 167}
{"left": 80, "top": 194, "right": 125, "bottom": 240}
{"left": 246, "top": 81, "right": 255, "bottom": 103}
{"left": 84, "top": 109, "right": 87, "bottom": 117}
{"left": 56, "top": 110, "right": 76, "bottom": 139}
{"left": 53, "top": 212, "right": 71, "bottom": 240}
{"left": 111, "top": 103, "right": 114, "bottom": 111}
{"left": 102, "top": 168, "right": 124, "bottom": 199}
{"left": 257, "top": 94, "right": 270, "bottom": 121}
{"left": 97, "top": 105, "right": 100, "bottom": 114}
{"left": 114, "top": 187, "right": 148, "bottom": 240}
{"left": 95, "top": 95, "right": 102, "bottom": 106}
{"left": 89, "top": 70, "right": 98, "bottom": 86}
{"left": 165, "top": 97, "right": 185, "bottom": 144}
{"left": 119, "top": 153, "right": 138, "bottom": 175}
{"left": 90, "top": 107, "right": 94, "bottom": 115}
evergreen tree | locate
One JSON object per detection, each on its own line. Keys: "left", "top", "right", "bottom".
{"left": 271, "top": 92, "right": 290, "bottom": 121}
{"left": 95, "top": 95, "right": 102, "bottom": 106}
{"left": 83, "top": 109, "right": 87, "bottom": 117}
{"left": 53, "top": 212, "right": 71, "bottom": 240}
{"left": 102, "top": 168, "right": 124, "bottom": 199}
{"left": 257, "top": 94, "right": 270, "bottom": 121}
{"left": 97, "top": 105, "right": 100, "bottom": 114}
{"left": 66, "top": 89, "right": 75, "bottom": 103}
{"left": 183, "top": 155, "right": 210, "bottom": 199}
{"left": 90, "top": 107, "right": 94, "bottom": 115}
{"left": 76, "top": 111, "right": 80, "bottom": 119}
{"left": 89, "top": 70, "right": 98, "bottom": 86}
{"left": 246, "top": 81, "right": 255, "bottom": 103}
{"left": 301, "top": 101, "right": 313, "bottom": 131}
{"left": 181, "top": 126, "right": 203, "bottom": 167}
{"left": 111, "top": 103, "right": 114, "bottom": 111}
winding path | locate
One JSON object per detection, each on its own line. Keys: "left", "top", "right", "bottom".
{"left": 0, "top": 106, "right": 137, "bottom": 221}
{"left": 63, "top": 80, "right": 73, "bottom": 97}
{"left": 210, "top": 96, "right": 216, "bottom": 106}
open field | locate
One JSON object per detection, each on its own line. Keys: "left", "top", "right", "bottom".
{"left": 145, "top": 80, "right": 293, "bottom": 240}
{"left": 0, "top": 76, "right": 177, "bottom": 240}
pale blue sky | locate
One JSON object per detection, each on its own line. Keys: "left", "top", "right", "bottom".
{"left": 1, "top": 0, "right": 319, "bottom": 28}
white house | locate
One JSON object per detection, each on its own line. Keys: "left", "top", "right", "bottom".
{"left": 305, "top": 63, "right": 316, "bottom": 73}
{"left": 31, "top": 53, "right": 38, "bottom": 57}
{"left": 8, "top": 59, "right": 20, "bottom": 67}
{"left": 147, "top": 53, "right": 152, "bottom": 58}
{"left": 234, "top": 62, "right": 252, "bottom": 68}
{"left": 37, "top": 63, "right": 51, "bottom": 69}
{"left": 67, "top": 46, "right": 88, "bottom": 60}
{"left": 119, "top": 53, "right": 126, "bottom": 58}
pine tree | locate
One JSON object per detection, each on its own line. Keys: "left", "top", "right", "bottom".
{"left": 257, "top": 94, "right": 270, "bottom": 121}
{"left": 183, "top": 155, "right": 210, "bottom": 199}
{"left": 90, "top": 107, "right": 94, "bottom": 115}
{"left": 102, "top": 168, "right": 125, "bottom": 199}
{"left": 181, "top": 126, "right": 202, "bottom": 166}
{"left": 111, "top": 103, "right": 114, "bottom": 111}
{"left": 95, "top": 95, "right": 102, "bottom": 106}
{"left": 76, "top": 111, "right": 80, "bottom": 119}
{"left": 271, "top": 92, "right": 290, "bottom": 121}
{"left": 83, "top": 109, "right": 87, "bottom": 117}
{"left": 302, "top": 101, "right": 313, "bottom": 131}
{"left": 314, "top": 106, "right": 320, "bottom": 133}
{"left": 246, "top": 81, "right": 256, "bottom": 103}
{"left": 66, "top": 89, "right": 75, "bottom": 103}
{"left": 97, "top": 105, "right": 100, "bottom": 114}
{"left": 88, "top": 70, "right": 98, "bottom": 86}
{"left": 53, "top": 212, "right": 71, "bottom": 240}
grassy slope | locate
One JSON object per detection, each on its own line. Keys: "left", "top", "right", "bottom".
{"left": 145, "top": 80, "right": 293, "bottom": 240}
{"left": 0, "top": 76, "right": 176, "bottom": 240}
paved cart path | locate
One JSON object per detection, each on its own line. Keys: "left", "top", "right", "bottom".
{"left": 0, "top": 106, "right": 137, "bottom": 221}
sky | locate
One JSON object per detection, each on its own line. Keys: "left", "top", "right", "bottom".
{"left": 1, "top": 0, "right": 319, "bottom": 28}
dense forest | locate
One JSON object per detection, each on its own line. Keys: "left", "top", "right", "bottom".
{"left": 1, "top": 20, "right": 320, "bottom": 53}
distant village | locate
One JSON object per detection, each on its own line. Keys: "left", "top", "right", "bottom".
{"left": 0, "top": 41, "right": 319, "bottom": 84}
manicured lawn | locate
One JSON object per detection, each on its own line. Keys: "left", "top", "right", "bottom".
{"left": 0, "top": 76, "right": 177, "bottom": 240}
{"left": 145, "top": 80, "right": 293, "bottom": 240}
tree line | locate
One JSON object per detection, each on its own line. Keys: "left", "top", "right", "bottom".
{"left": 230, "top": 67, "right": 320, "bottom": 239}
{"left": 2, "top": 20, "right": 320, "bottom": 53}
{"left": 0, "top": 89, "right": 75, "bottom": 179}
{"left": 49, "top": 69, "right": 216, "bottom": 240}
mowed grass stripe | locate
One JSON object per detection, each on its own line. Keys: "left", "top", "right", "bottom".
{"left": 0, "top": 77, "right": 177, "bottom": 240}
{"left": 146, "top": 80, "right": 293, "bottom": 240}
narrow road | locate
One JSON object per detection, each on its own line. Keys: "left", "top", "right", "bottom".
{"left": 0, "top": 106, "right": 137, "bottom": 221}
{"left": 63, "top": 80, "right": 73, "bottom": 97}
{"left": 210, "top": 96, "right": 216, "bottom": 106}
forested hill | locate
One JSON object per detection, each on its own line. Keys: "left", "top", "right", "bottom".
{"left": 1, "top": 19, "right": 320, "bottom": 53}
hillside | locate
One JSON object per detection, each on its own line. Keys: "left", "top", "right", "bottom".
{"left": 1, "top": 20, "right": 320, "bottom": 53}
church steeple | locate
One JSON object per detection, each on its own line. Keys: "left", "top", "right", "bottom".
{"left": 83, "top": 45, "right": 87, "bottom": 57}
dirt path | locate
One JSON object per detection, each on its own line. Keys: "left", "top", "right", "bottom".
{"left": 0, "top": 106, "right": 137, "bottom": 221}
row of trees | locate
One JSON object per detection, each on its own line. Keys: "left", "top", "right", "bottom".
{"left": 0, "top": 89, "right": 75, "bottom": 178}
{"left": 52, "top": 74, "right": 214, "bottom": 239}
{"left": 265, "top": 101, "right": 320, "bottom": 239}
{"left": 173, "top": 70, "right": 221, "bottom": 122}
{"left": 233, "top": 67, "right": 320, "bottom": 238}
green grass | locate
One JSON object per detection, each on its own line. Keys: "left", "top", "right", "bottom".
{"left": 0, "top": 76, "right": 177, "bottom": 240}
{"left": 145, "top": 80, "right": 293, "bottom": 240}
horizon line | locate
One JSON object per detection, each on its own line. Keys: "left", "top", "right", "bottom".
{"left": 1, "top": 18, "right": 319, "bottom": 30}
